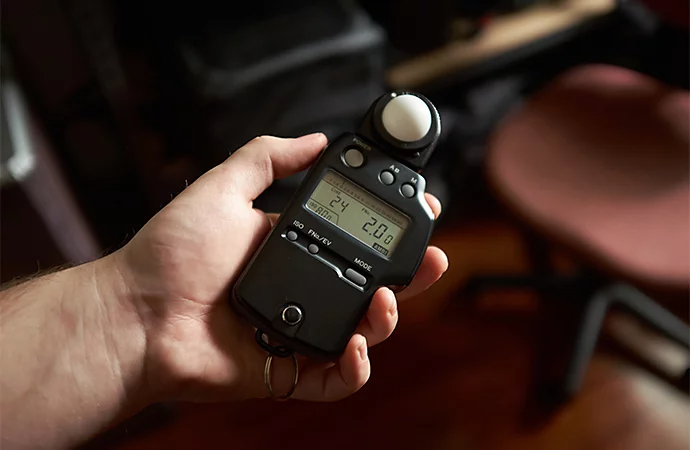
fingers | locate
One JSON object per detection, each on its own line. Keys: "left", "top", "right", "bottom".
{"left": 397, "top": 246, "right": 448, "bottom": 301}
{"left": 265, "top": 213, "right": 280, "bottom": 228}
{"left": 223, "top": 134, "right": 327, "bottom": 201}
{"left": 355, "top": 288, "right": 398, "bottom": 347}
{"left": 424, "top": 193, "right": 442, "bottom": 219}
{"left": 294, "top": 334, "right": 370, "bottom": 401}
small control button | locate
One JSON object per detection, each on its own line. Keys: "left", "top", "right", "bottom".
{"left": 308, "top": 244, "right": 319, "bottom": 254}
{"left": 343, "top": 148, "right": 365, "bottom": 168}
{"left": 286, "top": 230, "right": 298, "bottom": 241}
{"left": 401, "top": 183, "right": 416, "bottom": 198}
{"left": 345, "top": 268, "right": 367, "bottom": 286}
{"left": 282, "top": 305, "right": 303, "bottom": 326}
{"left": 379, "top": 170, "right": 395, "bottom": 185}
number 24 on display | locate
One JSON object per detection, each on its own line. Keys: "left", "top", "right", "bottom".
{"left": 329, "top": 196, "right": 349, "bottom": 213}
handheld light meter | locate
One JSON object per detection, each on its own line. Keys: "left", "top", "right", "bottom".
{"left": 231, "top": 91, "right": 441, "bottom": 360}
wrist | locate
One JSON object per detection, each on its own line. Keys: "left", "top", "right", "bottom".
{"left": 89, "top": 251, "right": 161, "bottom": 414}
{"left": 109, "top": 245, "right": 222, "bottom": 403}
{"left": 0, "top": 253, "right": 158, "bottom": 448}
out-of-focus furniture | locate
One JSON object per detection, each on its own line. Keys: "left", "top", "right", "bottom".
{"left": 463, "top": 64, "right": 690, "bottom": 403}
{"left": 386, "top": 0, "right": 617, "bottom": 90}
{"left": 2, "top": 0, "right": 168, "bottom": 248}
{"left": 1, "top": 50, "right": 100, "bottom": 282}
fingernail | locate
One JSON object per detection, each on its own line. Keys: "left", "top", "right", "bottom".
{"left": 358, "top": 342, "right": 368, "bottom": 361}
{"left": 302, "top": 132, "right": 325, "bottom": 140}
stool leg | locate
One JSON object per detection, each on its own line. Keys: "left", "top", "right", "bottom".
{"left": 609, "top": 284, "right": 690, "bottom": 349}
{"left": 610, "top": 284, "right": 690, "bottom": 393}
{"left": 559, "top": 284, "right": 690, "bottom": 400}
{"left": 532, "top": 286, "right": 608, "bottom": 407}
{"left": 560, "top": 290, "right": 610, "bottom": 398}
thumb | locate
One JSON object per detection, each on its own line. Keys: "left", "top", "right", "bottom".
{"left": 221, "top": 134, "right": 327, "bottom": 201}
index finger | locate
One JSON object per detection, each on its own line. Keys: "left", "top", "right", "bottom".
{"left": 222, "top": 134, "right": 327, "bottom": 201}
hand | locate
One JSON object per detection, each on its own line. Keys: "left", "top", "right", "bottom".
{"left": 117, "top": 134, "right": 448, "bottom": 402}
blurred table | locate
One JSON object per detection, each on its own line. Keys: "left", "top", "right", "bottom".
{"left": 387, "top": 0, "right": 617, "bottom": 90}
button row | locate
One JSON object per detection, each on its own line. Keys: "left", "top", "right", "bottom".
{"left": 343, "top": 148, "right": 417, "bottom": 199}
{"left": 379, "top": 170, "right": 416, "bottom": 198}
{"left": 285, "top": 228, "right": 368, "bottom": 288}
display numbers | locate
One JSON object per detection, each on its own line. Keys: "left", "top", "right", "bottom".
{"left": 361, "top": 210, "right": 393, "bottom": 246}
{"left": 362, "top": 215, "right": 377, "bottom": 233}
{"left": 313, "top": 205, "right": 334, "bottom": 221}
{"left": 306, "top": 171, "right": 409, "bottom": 257}
{"left": 329, "top": 196, "right": 350, "bottom": 213}
{"left": 373, "top": 223, "right": 388, "bottom": 239}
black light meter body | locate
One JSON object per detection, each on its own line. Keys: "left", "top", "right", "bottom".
{"left": 231, "top": 91, "right": 441, "bottom": 361}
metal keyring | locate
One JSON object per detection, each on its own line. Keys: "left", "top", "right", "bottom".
{"left": 264, "top": 353, "right": 299, "bottom": 401}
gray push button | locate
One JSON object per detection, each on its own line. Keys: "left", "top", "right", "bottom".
{"left": 343, "top": 148, "right": 365, "bottom": 168}
{"left": 379, "top": 170, "right": 395, "bottom": 185}
{"left": 400, "top": 183, "right": 416, "bottom": 198}
{"left": 345, "top": 268, "right": 367, "bottom": 286}
{"left": 286, "top": 230, "right": 298, "bottom": 241}
{"left": 308, "top": 244, "right": 319, "bottom": 254}
{"left": 282, "top": 305, "right": 303, "bottom": 326}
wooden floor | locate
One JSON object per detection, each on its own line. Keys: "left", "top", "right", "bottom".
{"left": 100, "top": 216, "right": 689, "bottom": 450}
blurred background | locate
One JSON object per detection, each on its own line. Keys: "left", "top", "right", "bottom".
{"left": 1, "top": 0, "right": 688, "bottom": 449}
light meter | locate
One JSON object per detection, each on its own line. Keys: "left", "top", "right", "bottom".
{"left": 231, "top": 90, "right": 441, "bottom": 360}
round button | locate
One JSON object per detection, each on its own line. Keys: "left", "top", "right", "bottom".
{"left": 286, "top": 230, "right": 298, "bottom": 241}
{"left": 381, "top": 94, "right": 432, "bottom": 143}
{"left": 401, "top": 183, "right": 416, "bottom": 198}
{"left": 282, "top": 305, "right": 303, "bottom": 326}
{"left": 308, "top": 244, "right": 319, "bottom": 254}
{"left": 343, "top": 148, "right": 365, "bottom": 168}
{"left": 379, "top": 170, "right": 395, "bottom": 185}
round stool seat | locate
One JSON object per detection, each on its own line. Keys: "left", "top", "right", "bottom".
{"left": 487, "top": 65, "right": 689, "bottom": 289}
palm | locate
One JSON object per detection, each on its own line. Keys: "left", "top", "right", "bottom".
{"left": 122, "top": 167, "right": 275, "bottom": 400}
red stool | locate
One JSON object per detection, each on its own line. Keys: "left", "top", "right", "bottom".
{"left": 466, "top": 64, "right": 690, "bottom": 402}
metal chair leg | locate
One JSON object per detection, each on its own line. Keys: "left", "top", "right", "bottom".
{"left": 609, "top": 284, "right": 690, "bottom": 349}
{"left": 560, "top": 290, "right": 610, "bottom": 398}
{"left": 558, "top": 283, "right": 690, "bottom": 400}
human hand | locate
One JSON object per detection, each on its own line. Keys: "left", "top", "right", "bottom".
{"left": 117, "top": 133, "right": 448, "bottom": 403}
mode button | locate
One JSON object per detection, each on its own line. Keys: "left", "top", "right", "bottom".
{"left": 345, "top": 268, "right": 367, "bottom": 287}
